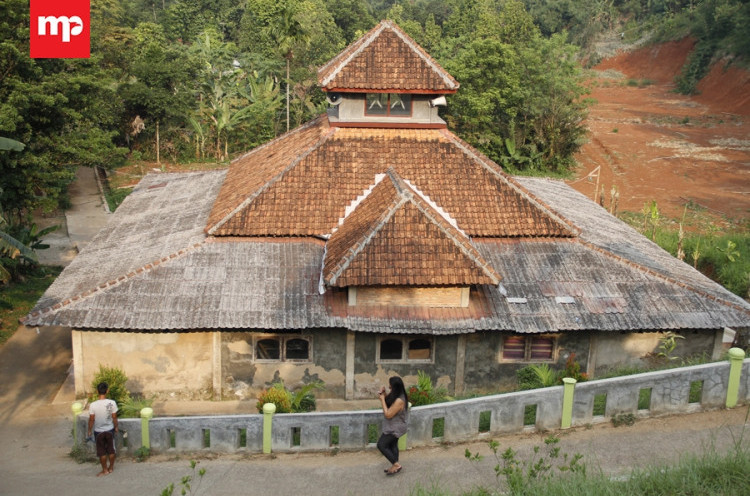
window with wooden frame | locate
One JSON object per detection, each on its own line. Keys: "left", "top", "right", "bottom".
{"left": 501, "top": 335, "right": 555, "bottom": 362}
{"left": 254, "top": 335, "right": 312, "bottom": 362}
{"left": 365, "top": 93, "right": 412, "bottom": 116}
{"left": 377, "top": 336, "right": 434, "bottom": 363}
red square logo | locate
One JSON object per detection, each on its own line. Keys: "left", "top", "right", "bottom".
{"left": 30, "top": 0, "right": 90, "bottom": 58}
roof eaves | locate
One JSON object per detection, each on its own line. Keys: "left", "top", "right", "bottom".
{"left": 578, "top": 237, "right": 750, "bottom": 316}
{"left": 22, "top": 242, "right": 206, "bottom": 325}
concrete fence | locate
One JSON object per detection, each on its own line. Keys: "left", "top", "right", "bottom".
{"left": 75, "top": 350, "right": 749, "bottom": 455}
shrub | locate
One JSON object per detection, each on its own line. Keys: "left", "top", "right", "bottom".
{"left": 560, "top": 353, "right": 588, "bottom": 383}
{"left": 408, "top": 370, "right": 448, "bottom": 406}
{"left": 290, "top": 381, "right": 325, "bottom": 413}
{"left": 256, "top": 383, "right": 292, "bottom": 413}
{"left": 119, "top": 394, "right": 154, "bottom": 419}
{"left": 88, "top": 365, "right": 129, "bottom": 406}
{"left": 517, "top": 366, "right": 542, "bottom": 390}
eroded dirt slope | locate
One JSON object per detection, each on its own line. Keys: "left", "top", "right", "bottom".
{"left": 570, "top": 39, "right": 750, "bottom": 228}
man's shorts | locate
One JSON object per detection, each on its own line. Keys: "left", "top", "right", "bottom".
{"left": 95, "top": 430, "right": 116, "bottom": 457}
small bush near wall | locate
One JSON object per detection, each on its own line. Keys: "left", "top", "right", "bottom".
{"left": 88, "top": 365, "right": 129, "bottom": 406}
{"left": 408, "top": 371, "right": 448, "bottom": 406}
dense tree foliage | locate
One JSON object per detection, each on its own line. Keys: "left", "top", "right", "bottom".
{"left": 4, "top": 0, "right": 743, "bottom": 226}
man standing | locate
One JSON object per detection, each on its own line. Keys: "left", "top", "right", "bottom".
{"left": 87, "top": 382, "right": 119, "bottom": 476}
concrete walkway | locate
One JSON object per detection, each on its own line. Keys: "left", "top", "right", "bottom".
{"left": 3, "top": 167, "right": 747, "bottom": 495}
{"left": 35, "top": 166, "right": 110, "bottom": 267}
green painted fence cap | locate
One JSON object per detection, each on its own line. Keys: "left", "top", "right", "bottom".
{"left": 562, "top": 377, "right": 577, "bottom": 384}
{"left": 140, "top": 407, "right": 154, "bottom": 419}
{"left": 262, "top": 403, "right": 277, "bottom": 414}
{"left": 728, "top": 347, "right": 746, "bottom": 359}
{"left": 71, "top": 401, "right": 84, "bottom": 414}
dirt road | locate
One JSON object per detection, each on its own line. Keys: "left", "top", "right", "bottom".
{"left": 571, "top": 38, "right": 750, "bottom": 228}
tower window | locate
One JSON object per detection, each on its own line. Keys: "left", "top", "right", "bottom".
{"left": 365, "top": 93, "right": 412, "bottom": 116}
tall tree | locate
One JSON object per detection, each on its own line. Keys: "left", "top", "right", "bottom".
{"left": 0, "top": 0, "right": 127, "bottom": 219}
{"left": 269, "top": 1, "right": 311, "bottom": 132}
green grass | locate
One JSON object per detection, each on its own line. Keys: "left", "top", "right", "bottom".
{"left": 104, "top": 187, "right": 133, "bottom": 212}
{"left": 618, "top": 212, "right": 750, "bottom": 299}
{"left": 413, "top": 441, "right": 750, "bottom": 495}
{"left": 0, "top": 266, "right": 62, "bottom": 346}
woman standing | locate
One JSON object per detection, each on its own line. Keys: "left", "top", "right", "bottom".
{"left": 376, "top": 376, "right": 409, "bottom": 476}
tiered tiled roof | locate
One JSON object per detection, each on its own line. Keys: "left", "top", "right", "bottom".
{"left": 318, "top": 20, "right": 459, "bottom": 93}
{"left": 323, "top": 169, "right": 501, "bottom": 286}
{"left": 23, "top": 20, "right": 750, "bottom": 335}
{"left": 206, "top": 119, "right": 576, "bottom": 239}
{"left": 23, "top": 172, "right": 750, "bottom": 332}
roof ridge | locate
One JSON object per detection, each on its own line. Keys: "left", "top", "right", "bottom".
{"left": 207, "top": 123, "right": 336, "bottom": 235}
{"left": 384, "top": 20, "right": 458, "bottom": 90}
{"left": 401, "top": 177, "right": 465, "bottom": 237}
{"left": 325, "top": 175, "right": 407, "bottom": 285}
{"left": 326, "top": 170, "right": 500, "bottom": 286}
{"left": 21, "top": 242, "right": 206, "bottom": 324}
{"left": 577, "top": 237, "right": 750, "bottom": 315}
{"left": 319, "top": 22, "right": 386, "bottom": 88}
{"left": 318, "top": 20, "right": 458, "bottom": 91}
{"left": 440, "top": 130, "right": 579, "bottom": 237}
{"left": 402, "top": 178, "right": 501, "bottom": 285}
{"left": 336, "top": 172, "right": 388, "bottom": 231}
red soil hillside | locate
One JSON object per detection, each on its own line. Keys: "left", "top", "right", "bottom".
{"left": 569, "top": 38, "right": 750, "bottom": 228}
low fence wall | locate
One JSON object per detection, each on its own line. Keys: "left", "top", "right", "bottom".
{"left": 75, "top": 353, "right": 749, "bottom": 454}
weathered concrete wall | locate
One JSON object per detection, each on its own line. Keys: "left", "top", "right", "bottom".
{"left": 221, "top": 330, "right": 347, "bottom": 401}
{"left": 461, "top": 332, "right": 591, "bottom": 393}
{"left": 75, "top": 328, "right": 721, "bottom": 400}
{"left": 75, "top": 330, "right": 213, "bottom": 397}
{"left": 591, "top": 330, "right": 718, "bottom": 375}
{"left": 351, "top": 333, "right": 459, "bottom": 399}
{"left": 84, "top": 357, "right": 749, "bottom": 454}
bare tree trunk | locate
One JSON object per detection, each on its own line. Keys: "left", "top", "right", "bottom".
{"left": 156, "top": 120, "right": 160, "bottom": 165}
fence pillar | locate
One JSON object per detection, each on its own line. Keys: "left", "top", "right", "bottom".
{"left": 71, "top": 402, "right": 84, "bottom": 444}
{"left": 140, "top": 407, "right": 153, "bottom": 449}
{"left": 561, "top": 378, "right": 577, "bottom": 429}
{"left": 263, "top": 403, "right": 276, "bottom": 454}
{"left": 726, "top": 347, "right": 746, "bottom": 408}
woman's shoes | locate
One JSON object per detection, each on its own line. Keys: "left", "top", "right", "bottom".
{"left": 385, "top": 466, "right": 402, "bottom": 476}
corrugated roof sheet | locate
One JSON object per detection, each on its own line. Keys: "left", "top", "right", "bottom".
{"left": 318, "top": 20, "right": 459, "bottom": 93}
{"left": 24, "top": 171, "right": 750, "bottom": 333}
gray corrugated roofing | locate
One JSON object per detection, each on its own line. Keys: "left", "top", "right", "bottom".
{"left": 24, "top": 171, "right": 750, "bottom": 333}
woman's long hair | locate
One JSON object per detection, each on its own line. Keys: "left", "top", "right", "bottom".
{"left": 385, "top": 376, "right": 408, "bottom": 409}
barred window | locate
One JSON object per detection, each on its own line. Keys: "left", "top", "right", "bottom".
{"left": 502, "top": 335, "right": 555, "bottom": 361}
{"left": 378, "top": 336, "right": 433, "bottom": 363}
{"left": 254, "top": 335, "right": 311, "bottom": 362}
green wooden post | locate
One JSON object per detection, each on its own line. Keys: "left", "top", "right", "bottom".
{"left": 140, "top": 407, "right": 153, "bottom": 449}
{"left": 726, "top": 347, "right": 746, "bottom": 408}
{"left": 71, "top": 402, "right": 84, "bottom": 444}
{"left": 397, "top": 402, "right": 412, "bottom": 451}
{"left": 263, "top": 403, "right": 276, "bottom": 454}
{"left": 561, "top": 378, "right": 577, "bottom": 429}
